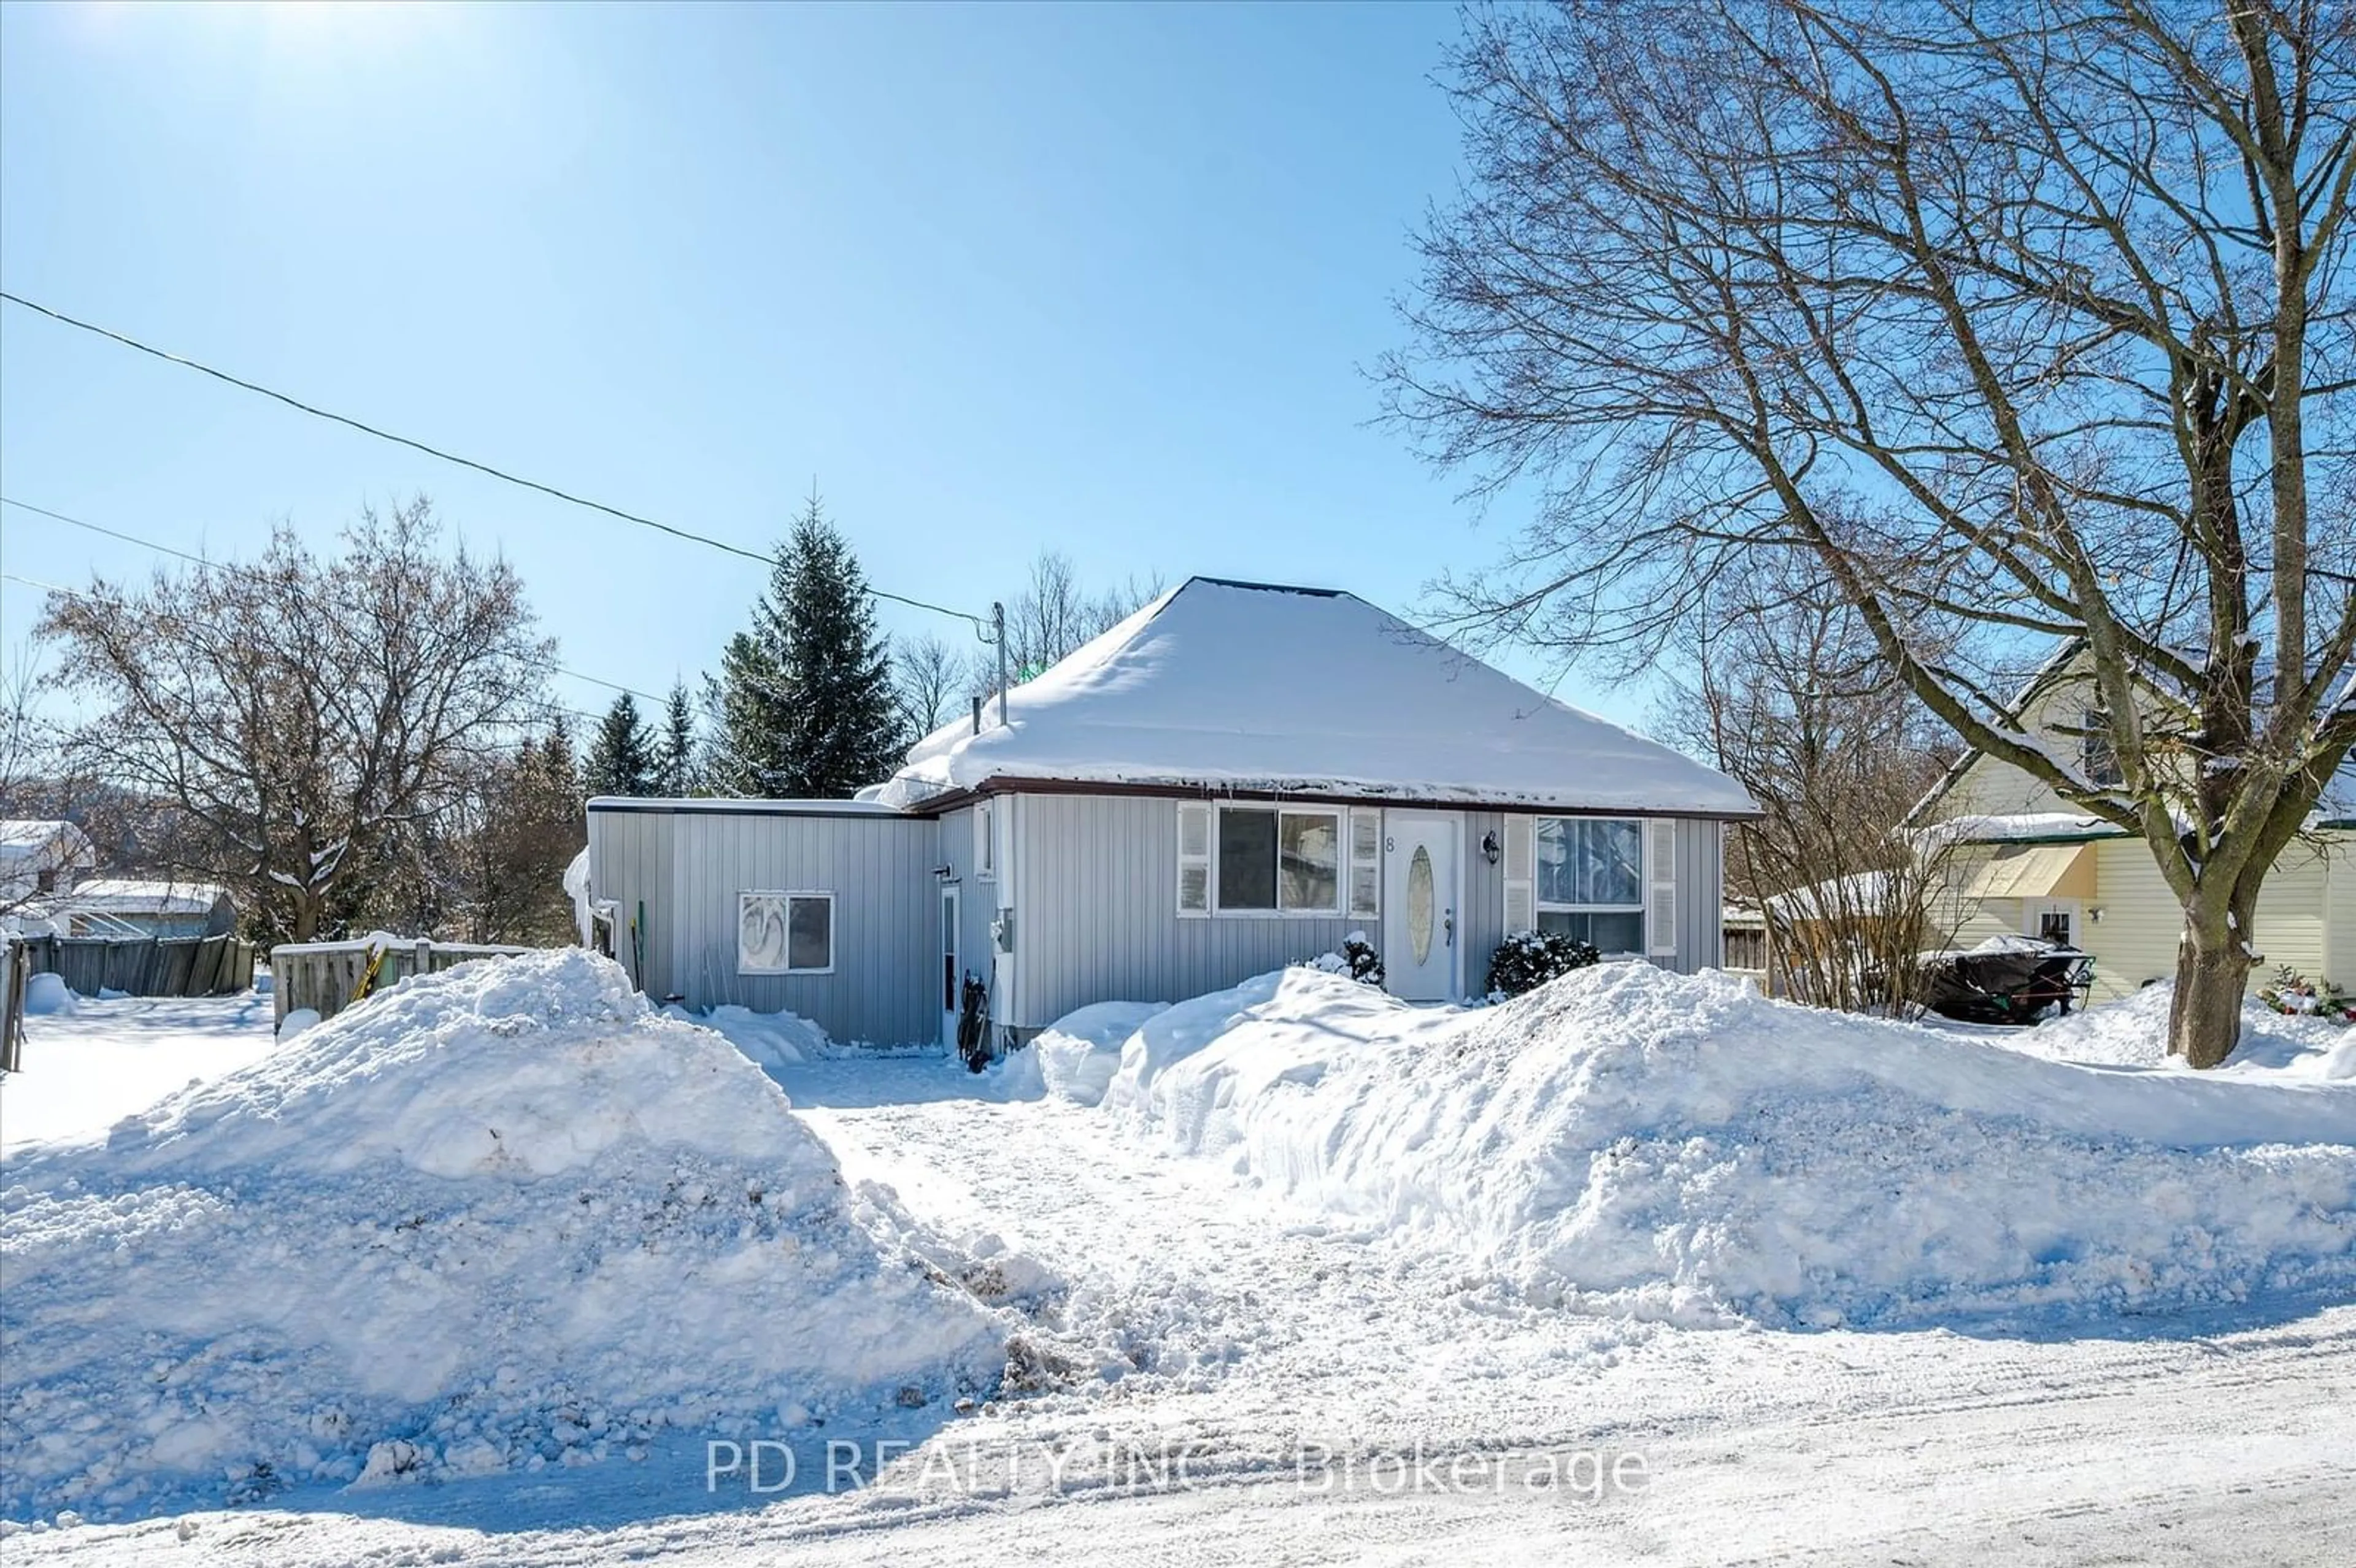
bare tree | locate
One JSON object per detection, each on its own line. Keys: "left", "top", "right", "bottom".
{"left": 1655, "top": 577, "right": 1961, "bottom": 1012}
{"left": 982, "top": 551, "right": 1165, "bottom": 701}
{"left": 893, "top": 631, "right": 972, "bottom": 741}
{"left": 1384, "top": 0, "right": 2355, "bottom": 1066}
{"left": 0, "top": 643, "right": 50, "bottom": 821}
{"left": 37, "top": 499, "right": 552, "bottom": 943}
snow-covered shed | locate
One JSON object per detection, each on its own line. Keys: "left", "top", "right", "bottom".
{"left": 55, "top": 878, "right": 239, "bottom": 939}
{"left": 585, "top": 577, "right": 1757, "bottom": 1048}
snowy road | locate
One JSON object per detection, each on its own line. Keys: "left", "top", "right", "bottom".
{"left": 23, "top": 1050, "right": 2351, "bottom": 1566}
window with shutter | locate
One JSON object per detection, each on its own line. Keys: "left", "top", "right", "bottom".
{"left": 1502, "top": 815, "right": 1535, "bottom": 934}
{"left": 1176, "top": 802, "right": 1212, "bottom": 917}
{"left": 1347, "top": 809, "right": 1382, "bottom": 919}
{"left": 1531, "top": 817, "right": 1644, "bottom": 952}
{"left": 1646, "top": 819, "right": 1678, "bottom": 956}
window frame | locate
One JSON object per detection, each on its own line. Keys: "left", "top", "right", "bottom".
{"left": 1533, "top": 816, "right": 1647, "bottom": 955}
{"left": 2080, "top": 708, "right": 2123, "bottom": 788}
{"left": 737, "top": 888, "right": 837, "bottom": 976}
{"left": 1211, "top": 804, "right": 1345, "bottom": 918}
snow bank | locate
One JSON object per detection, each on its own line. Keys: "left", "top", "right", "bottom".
{"left": 1036, "top": 1001, "right": 1168, "bottom": 1107}
{"left": 1088, "top": 963, "right": 2356, "bottom": 1329}
{"left": 0, "top": 950, "right": 1004, "bottom": 1522}
{"left": 21, "top": 972, "right": 73, "bottom": 1016}
{"left": 2009, "top": 982, "right": 2356, "bottom": 1079}
{"left": 672, "top": 1002, "right": 828, "bottom": 1072}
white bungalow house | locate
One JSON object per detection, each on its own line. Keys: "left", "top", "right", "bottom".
{"left": 1905, "top": 647, "right": 2356, "bottom": 1002}
{"left": 0, "top": 819, "right": 97, "bottom": 905}
{"left": 582, "top": 576, "right": 1758, "bottom": 1048}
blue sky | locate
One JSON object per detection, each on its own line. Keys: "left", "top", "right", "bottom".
{"left": 1, "top": 1, "right": 1642, "bottom": 731}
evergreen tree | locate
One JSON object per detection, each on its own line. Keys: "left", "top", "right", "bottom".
{"left": 543, "top": 713, "right": 580, "bottom": 802}
{"left": 705, "top": 631, "right": 791, "bottom": 795}
{"left": 709, "top": 495, "right": 904, "bottom": 798}
{"left": 583, "top": 693, "right": 656, "bottom": 797}
{"left": 658, "top": 680, "right": 698, "bottom": 797}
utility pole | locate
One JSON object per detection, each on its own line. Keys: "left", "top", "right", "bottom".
{"left": 993, "top": 601, "right": 1009, "bottom": 728}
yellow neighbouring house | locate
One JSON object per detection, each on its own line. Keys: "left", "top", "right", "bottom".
{"left": 1905, "top": 648, "right": 2356, "bottom": 1005}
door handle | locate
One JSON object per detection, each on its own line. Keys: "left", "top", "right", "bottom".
{"left": 1444, "top": 907, "right": 1455, "bottom": 947}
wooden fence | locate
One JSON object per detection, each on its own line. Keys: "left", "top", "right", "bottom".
{"left": 271, "top": 937, "right": 534, "bottom": 1027}
{"left": 1, "top": 940, "right": 23, "bottom": 1074}
{"left": 12, "top": 932, "right": 256, "bottom": 1000}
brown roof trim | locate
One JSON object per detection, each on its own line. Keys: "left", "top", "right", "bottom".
{"left": 917, "top": 775, "right": 1761, "bottom": 821}
{"left": 586, "top": 798, "right": 941, "bottom": 821}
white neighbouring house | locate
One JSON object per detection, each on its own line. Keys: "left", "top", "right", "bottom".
{"left": 581, "top": 577, "right": 1759, "bottom": 1048}
{"left": 52, "top": 878, "right": 239, "bottom": 940}
{"left": 1906, "top": 646, "right": 2356, "bottom": 1002}
{"left": 0, "top": 819, "right": 97, "bottom": 907}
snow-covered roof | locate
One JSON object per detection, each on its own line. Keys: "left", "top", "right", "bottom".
{"left": 0, "top": 818, "right": 96, "bottom": 864}
{"left": 58, "top": 878, "right": 229, "bottom": 915}
{"left": 876, "top": 577, "right": 1756, "bottom": 816}
{"left": 2316, "top": 756, "right": 2356, "bottom": 826}
{"left": 1925, "top": 812, "right": 2131, "bottom": 845}
{"left": 1763, "top": 870, "right": 1895, "bottom": 920}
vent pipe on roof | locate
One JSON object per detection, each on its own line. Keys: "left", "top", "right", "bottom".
{"left": 971, "top": 696, "right": 982, "bottom": 736}
{"left": 993, "top": 600, "right": 1010, "bottom": 729}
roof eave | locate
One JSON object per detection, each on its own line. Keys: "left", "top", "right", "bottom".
{"left": 911, "top": 773, "right": 1763, "bottom": 821}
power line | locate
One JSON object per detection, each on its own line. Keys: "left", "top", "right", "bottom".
{"left": 0, "top": 290, "right": 993, "bottom": 634}
{"left": 4, "top": 496, "right": 217, "bottom": 570}
{"left": 0, "top": 499, "right": 664, "bottom": 705}
{"left": 2, "top": 569, "right": 616, "bottom": 732}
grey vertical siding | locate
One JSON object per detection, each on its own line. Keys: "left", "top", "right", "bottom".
{"left": 587, "top": 804, "right": 940, "bottom": 1045}
{"left": 1462, "top": 809, "right": 1507, "bottom": 985}
{"left": 1011, "top": 793, "right": 1353, "bottom": 1030}
{"left": 1011, "top": 796, "right": 1735, "bottom": 1027}
{"left": 588, "top": 807, "right": 677, "bottom": 994}
{"left": 1676, "top": 817, "right": 1725, "bottom": 972}
{"left": 588, "top": 795, "right": 1736, "bottom": 1047}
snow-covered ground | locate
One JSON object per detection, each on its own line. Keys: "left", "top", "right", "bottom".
{"left": 4, "top": 959, "right": 2352, "bottom": 1564}
{"left": 0, "top": 990, "right": 279, "bottom": 1152}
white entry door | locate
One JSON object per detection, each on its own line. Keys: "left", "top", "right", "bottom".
{"left": 1384, "top": 813, "right": 1460, "bottom": 1001}
{"left": 940, "top": 883, "right": 961, "bottom": 1050}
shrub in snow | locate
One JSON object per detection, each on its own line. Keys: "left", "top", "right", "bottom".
{"left": 2258, "top": 965, "right": 2353, "bottom": 1023}
{"left": 0, "top": 948, "right": 1006, "bottom": 1522}
{"left": 1484, "top": 930, "right": 1600, "bottom": 998}
{"left": 1295, "top": 932, "right": 1384, "bottom": 988}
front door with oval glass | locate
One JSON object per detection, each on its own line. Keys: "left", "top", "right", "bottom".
{"left": 1382, "top": 812, "right": 1459, "bottom": 1002}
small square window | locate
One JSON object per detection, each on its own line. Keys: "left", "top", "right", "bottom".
{"left": 1214, "top": 807, "right": 1342, "bottom": 913}
{"left": 739, "top": 891, "right": 834, "bottom": 974}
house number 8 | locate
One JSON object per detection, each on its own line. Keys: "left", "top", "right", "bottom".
{"left": 1384, "top": 836, "right": 1396, "bottom": 852}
